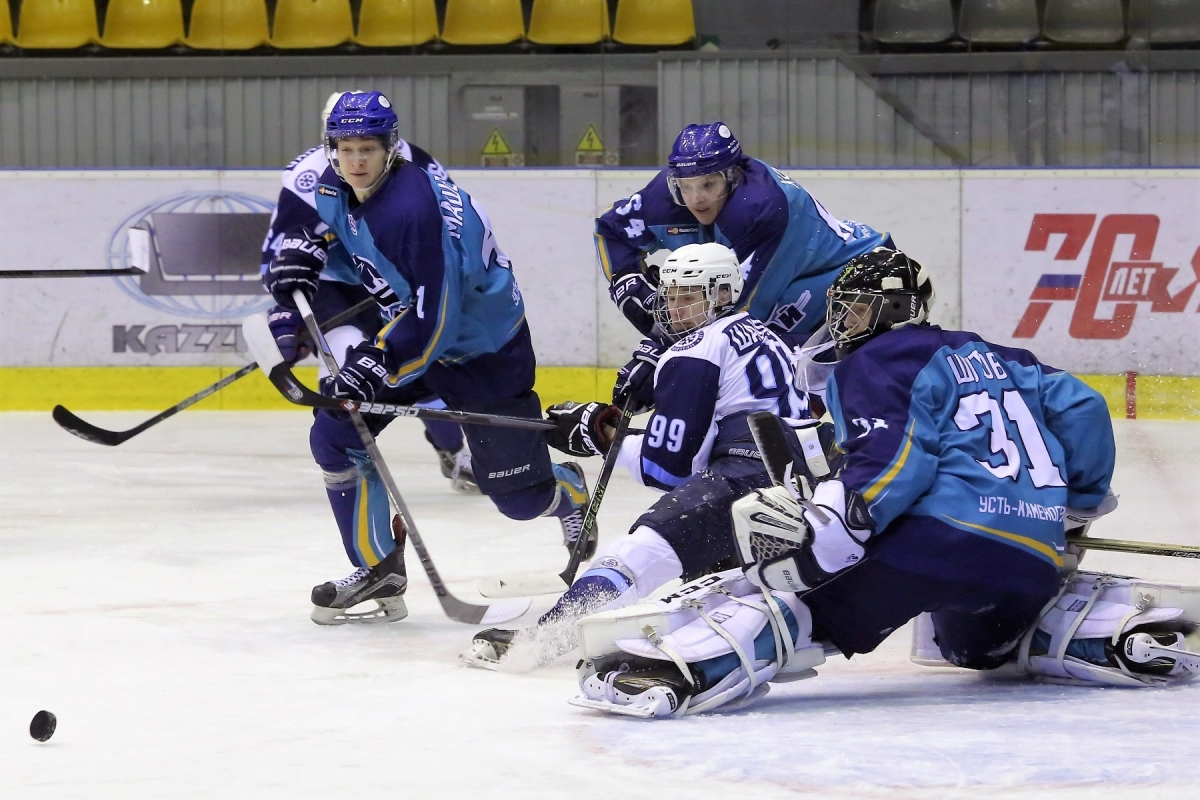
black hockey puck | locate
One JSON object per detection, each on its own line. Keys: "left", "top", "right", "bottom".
{"left": 30, "top": 710, "right": 56, "bottom": 742}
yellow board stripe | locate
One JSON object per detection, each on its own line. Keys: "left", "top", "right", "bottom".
{"left": 862, "top": 420, "right": 917, "bottom": 503}
{"left": 945, "top": 516, "right": 1064, "bottom": 568}
{"left": 0, "top": 366, "right": 616, "bottom": 411}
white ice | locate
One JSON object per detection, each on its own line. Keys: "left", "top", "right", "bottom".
{"left": 3, "top": 411, "right": 1200, "bottom": 799}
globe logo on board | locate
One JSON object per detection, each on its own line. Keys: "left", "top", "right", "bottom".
{"left": 107, "top": 191, "right": 277, "bottom": 320}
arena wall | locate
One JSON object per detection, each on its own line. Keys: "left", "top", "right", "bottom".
{"left": 2, "top": 168, "right": 1198, "bottom": 417}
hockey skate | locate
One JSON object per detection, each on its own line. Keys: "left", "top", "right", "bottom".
{"left": 460, "top": 628, "right": 521, "bottom": 670}
{"left": 311, "top": 520, "right": 409, "bottom": 625}
{"left": 553, "top": 462, "right": 597, "bottom": 560}
{"left": 574, "top": 660, "right": 697, "bottom": 718}
{"left": 437, "top": 445, "right": 479, "bottom": 494}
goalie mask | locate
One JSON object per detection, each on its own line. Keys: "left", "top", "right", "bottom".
{"left": 652, "top": 243, "right": 745, "bottom": 340}
{"left": 826, "top": 247, "right": 935, "bottom": 359}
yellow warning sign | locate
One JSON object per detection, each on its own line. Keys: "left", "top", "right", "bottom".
{"left": 576, "top": 124, "right": 604, "bottom": 153}
{"left": 481, "top": 128, "right": 513, "bottom": 156}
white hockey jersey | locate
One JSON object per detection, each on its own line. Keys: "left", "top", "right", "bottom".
{"left": 617, "top": 312, "right": 808, "bottom": 491}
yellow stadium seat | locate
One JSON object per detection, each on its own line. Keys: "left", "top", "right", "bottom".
{"left": 441, "top": 0, "right": 525, "bottom": 45}
{"left": 102, "top": 0, "right": 185, "bottom": 48}
{"left": 17, "top": 0, "right": 99, "bottom": 48}
{"left": 355, "top": 0, "right": 439, "bottom": 47}
{"left": 528, "top": 0, "right": 610, "bottom": 44}
{"left": 613, "top": 0, "right": 695, "bottom": 46}
{"left": 185, "top": 0, "right": 270, "bottom": 49}
{"left": 1, "top": 0, "right": 13, "bottom": 44}
{"left": 271, "top": 0, "right": 353, "bottom": 48}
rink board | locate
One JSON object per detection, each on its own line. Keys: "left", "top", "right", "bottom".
{"left": 3, "top": 167, "right": 1199, "bottom": 415}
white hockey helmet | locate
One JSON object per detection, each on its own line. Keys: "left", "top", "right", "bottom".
{"left": 653, "top": 242, "right": 745, "bottom": 339}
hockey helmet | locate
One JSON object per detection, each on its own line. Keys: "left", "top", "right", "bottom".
{"left": 826, "top": 247, "right": 935, "bottom": 358}
{"left": 666, "top": 122, "right": 744, "bottom": 207}
{"left": 324, "top": 91, "right": 402, "bottom": 188}
{"left": 653, "top": 242, "right": 745, "bottom": 338}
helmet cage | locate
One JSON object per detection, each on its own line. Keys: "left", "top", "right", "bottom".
{"left": 827, "top": 289, "right": 927, "bottom": 357}
{"left": 653, "top": 275, "right": 740, "bottom": 340}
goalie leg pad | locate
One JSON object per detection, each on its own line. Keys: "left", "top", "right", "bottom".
{"left": 1019, "top": 572, "right": 1200, "bottom": 686}
{"left": 572, "top": 570, "right": 826, "bottom": 718}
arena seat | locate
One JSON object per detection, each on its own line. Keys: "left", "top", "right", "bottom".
{"left": 101, "top": 0, "right": 185, "bottom": 48}
{"left": 958, "top": 0, "right": 1039, "bottom": 45}
{"left": 527, "top": 0, "right": 610, "bottom": 45}
{"left": 873, "top": 0, "right": 955, "bottom": 44}
{"left": 355, "top": 0, "right": 439, "bottom": 46}
{"left": 1128, "top": 0, "right": 1200, "bottom": 44}
{"left": 16, "top": 0, "right": 99, "bottom": 48}
{"left": 1043, "top": 0, "right": 1125, "bottom": 44}
{"left": 271, "top": 0, "right": 354, "bottom": 48}
{"left": 0, "top": 0, "right": 13, "bottom": 44}
{"left": 441, "top": 0, "right": 525, "bottom": 45}
{"left": 612, "top": 0, "right": 695, "bottom": 46}
{"left": 186, "top": 0, "right": 270, "bottom": 49}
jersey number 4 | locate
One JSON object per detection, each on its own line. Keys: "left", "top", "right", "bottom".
{"left": 953, "top": 390, "right": 1066, "bottom": 489}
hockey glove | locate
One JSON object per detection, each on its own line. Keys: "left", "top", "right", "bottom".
{"left": 267, "top": 305, "right": 310, "bottom": 363}
{"left": 328, "top": 342, "right": 390, "bottom": 403}
{"left": 610, "top": 272, "right": 658, "bottom": 337}
{"left": 265, "top": 227, "right": 328, "bottom": 309}
{"left": 545, "top": 401, "right": 620, "bottom": 458}
{"left": 612, "top": 338, "right": 663, "bottom": 414}
{"left": 731, "top": 480, "right": 873, "bottom": 593}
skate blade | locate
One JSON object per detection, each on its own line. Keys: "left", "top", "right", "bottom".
{"left": 567, "top": 694, "right": 664, "bottom": 719}
{"left": 451, "top": 478, "right": 481, "bottom": 495}
{"left": 310, "top": 596, "right": 409, "bottom": 626}
{"left": 459, "top": 641, "right": 504, "bottom": 671}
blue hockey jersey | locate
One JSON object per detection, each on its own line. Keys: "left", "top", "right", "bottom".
{"left": 594, "top": 159, "right": 889, "bottom": 339}
{"left": 260, "top": 141, "right": 451, "bottom": 287}
{"left": 314, "top": 162, "right": 525, "bottom": 385}
{"left": 824, "top": 326, "right": 1115, "bottom": 569}
{"left": 616, "top": 312, "right": 808, "bottom": 492}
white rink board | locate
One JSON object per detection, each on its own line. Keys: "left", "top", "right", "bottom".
{"left": 962, "top": 170, "right": 1200, "bottom": 374}
{"left": 0, "top": 168, "right": 957, "bottom": 369}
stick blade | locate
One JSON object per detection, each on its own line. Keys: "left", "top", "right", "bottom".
{"left": 439, "top": 594, "right": 533, "bottom": 625}
{"left": 51, "top": 405, "right": 126, "bottom": 446}
{"left": 478, "top": 573, "right": 570, "bottom": 598}
{"left": 747, "top": 411, "right": 794, "bottom": 486}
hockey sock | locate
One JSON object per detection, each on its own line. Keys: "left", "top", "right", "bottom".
{"left": 539, "top": 572, "right": 629, "bottom": 625}
{"left": 423, "top": 421, "right": 464, "bottom": 453}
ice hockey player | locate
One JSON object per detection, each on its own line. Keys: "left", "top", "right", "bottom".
{"left": 302, "top": 90, "right": 594, "bottom": 625}
{"left": 260, "top": 91, "right": 477, "bottom": 495}
{"left": 570, "top": 246, "right": 1200, "bottom": 718}
{"left": 595, "top": 121, "right": 890, "bottom": 351}
{"left": 463, "top": 242, "right": 818, "bottom": 669}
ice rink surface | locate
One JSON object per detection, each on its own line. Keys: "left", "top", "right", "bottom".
{"left": 3, "top": 410, "right": 1200, "bottom": 799}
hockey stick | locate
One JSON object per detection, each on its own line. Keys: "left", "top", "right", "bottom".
{"left": 746, "top": 412, "right": 1200, "bottom": 563}
{"left": 290, "top": 290, "right": 530, "bottom": 625}
{"left": 478, "top": 395, "right": 639, "bottom": 598}
{"left": 1066, "top": 534, "right": 1200, "bottom": 561}
{"left": 245, "top": 330, "right": 557, "bottom": 431}
{"left": 0, "top": 267, "right": 146, "bottom": 279}
{"left": 52, "top": 296, "right": 379, "bottom": 446}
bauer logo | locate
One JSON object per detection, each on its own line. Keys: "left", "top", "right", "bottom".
{"left": 108, "top": 191, "right": 276, "bottom": 324}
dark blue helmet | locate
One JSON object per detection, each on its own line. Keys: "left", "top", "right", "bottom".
{"left": 666, "top": 122, "right": 743, "bottom": 206}
{"left": 324, "top": 91, "right": 402, "bottom": 188}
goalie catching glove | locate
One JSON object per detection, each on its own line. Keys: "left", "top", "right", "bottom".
{"left": 545, "top": 401, "right": 620, "bottom": 457}
{"left": 732, "top": 479, "right": 874, "bottom": 593}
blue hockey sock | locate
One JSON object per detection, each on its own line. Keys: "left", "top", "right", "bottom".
{"left": 539, "top": 570, "right": 630, "bottom": 625}
{"left": 423, "top": 421, "right": 464, "bottom": 453}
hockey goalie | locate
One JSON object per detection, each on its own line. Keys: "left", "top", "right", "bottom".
{"left": 570, "top": 246, "right": 1200, "bottom": 718}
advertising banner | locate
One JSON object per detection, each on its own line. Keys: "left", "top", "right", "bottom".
{"left": 963, "top": 172, "right": 1200, "bottom": 375}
